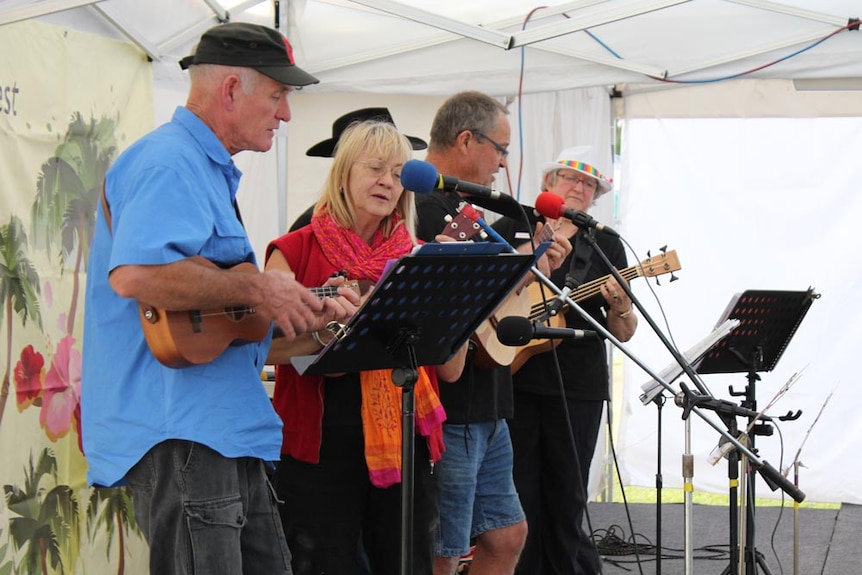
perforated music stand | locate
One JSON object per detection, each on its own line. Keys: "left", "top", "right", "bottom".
{"left": 696, "top": 288, "right": 817, "bottom": 375}
{"left": 292, "top": 245, "right": 535, "bottom": 575}
{"left": 695, "top": 288, "right": 818, "bottom": 575}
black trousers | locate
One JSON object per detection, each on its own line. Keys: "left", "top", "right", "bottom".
{"left": 274, "top": 425, "right": 438, "bottom": 575}
{"left": 510, "top": 392, "right": 604, "bottom": 575}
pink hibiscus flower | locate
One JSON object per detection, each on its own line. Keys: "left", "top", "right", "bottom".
{"left": 14, "top": 345, "right": 44, "bottom": 411}
{"left": 40, "top": 335, "right": 82, "bottom": 442}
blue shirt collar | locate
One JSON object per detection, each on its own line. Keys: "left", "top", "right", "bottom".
{"left": 172, "top": 106, "right": 243, "bottom": 198}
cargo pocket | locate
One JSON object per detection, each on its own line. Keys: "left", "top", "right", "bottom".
{"left": 185, "top": 497, "right": 245, "bottom": 573}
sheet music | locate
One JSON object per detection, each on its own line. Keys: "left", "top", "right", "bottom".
{"left": 639, "top": 318, "right": 741, "bottom": 405}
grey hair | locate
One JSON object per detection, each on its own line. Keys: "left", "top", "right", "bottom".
{"left": 188, "top": 64, "right": 260, "bottom": 94}
{"left": 428, "top": 91, "right": 508, "bottom": 152}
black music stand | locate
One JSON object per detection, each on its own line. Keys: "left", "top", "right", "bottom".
{"left": 293, "top": 246, "right": 535, "bottom": 575}
{"left": 696, "top": 288, "right": 818, "bottom": 575}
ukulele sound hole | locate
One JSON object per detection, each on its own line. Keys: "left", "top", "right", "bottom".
{"left": 224, "top": 306, "right": 253, "bottom": 321}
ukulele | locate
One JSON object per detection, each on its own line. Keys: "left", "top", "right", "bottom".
{"left": 439, "top": 203, "right": 555, "bottom": 370}
{"left": 139, "top": 256, "right": 358, "bottom": 368}
{"left": 506, "top": 250, "right": 681, "bottom": 374}
{"left": 440, "top": 206, "right": 681, "bottom": 373}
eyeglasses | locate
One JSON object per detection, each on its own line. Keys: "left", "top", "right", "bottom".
{"left": 355, "top": 159, "right": 402, "bottom": 184}
{"left": 557, "top": 171, "right": 598, "bottom": 192}
{"left": 469, "top": 129, "right": 509, "bottom": 159}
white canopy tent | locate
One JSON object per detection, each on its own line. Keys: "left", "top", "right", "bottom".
{"left": 6, "top": 0, "right": 862, "bottom": 94}
{"left": 3, "top": 0, "right": 862, "bottom": 507}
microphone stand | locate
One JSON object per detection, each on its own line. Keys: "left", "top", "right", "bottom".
{"left": 529, "top": 231, "right": 806, "bottom": 575}
{"left": 696, "top": 290, "right": 813, "bottom": 575}
{"left": 653, "top": 392, "right": 666, "bottom": 575}
{"left": 467, "top": 208, "right": 805, "bottom": 575}
{"left": 470, "top": 211, "right": 804, "bottom": 497}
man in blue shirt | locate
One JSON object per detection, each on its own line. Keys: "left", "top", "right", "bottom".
{"left": 82, "top": 23, "right": 357, "bottom": 575}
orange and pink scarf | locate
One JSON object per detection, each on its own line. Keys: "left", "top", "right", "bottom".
{"left": 312, "top": 212, "right": 446, "bottom": 488}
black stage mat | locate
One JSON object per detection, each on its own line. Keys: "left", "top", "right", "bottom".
{"left": 584, "top": 501, "right": 857, "bottom": 575}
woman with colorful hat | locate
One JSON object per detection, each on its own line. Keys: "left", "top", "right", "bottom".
{"left": 498, "top": 146, "right": 638, "bottom": 574}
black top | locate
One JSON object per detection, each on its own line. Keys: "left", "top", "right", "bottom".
{"left": 322, "top": 373, "right": 362, "bottom": 426}
{"left": 289, "top": 204, "right": 315, "bottom": 232}
{"left": 416, "top": 191, "right": 515, "bottom": 423}
{"left": 493, "top": 214, "right": 628, "bottom": 401}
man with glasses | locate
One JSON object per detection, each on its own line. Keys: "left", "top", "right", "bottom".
{"left": 470, "top": 128, "right": 510, "bottom": 159}
{"left": 415, "top": 91, "right": 570, "bottom": 575}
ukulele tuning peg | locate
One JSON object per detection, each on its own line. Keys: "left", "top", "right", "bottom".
{"left": 660, "top": 245, "right": 668, "bottom": 253}
{"left": 646, "top": 250, "right": 652, "bottom": 258}
{"left": 655, "top": 277, "right": 661, "bottom": 286}
{"left": 670, "top": 273, "right": 679, "bottom": 282}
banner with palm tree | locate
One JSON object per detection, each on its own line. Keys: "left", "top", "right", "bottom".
{"left": 1, "top": 20, "right": 152, "bottom": 574}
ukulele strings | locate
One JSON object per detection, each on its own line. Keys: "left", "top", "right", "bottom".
{"left": 182, "top": 286, "right": 344, "bottom": 319}
{"left": 527, "top": 266, "right": 641, "bottom": 322}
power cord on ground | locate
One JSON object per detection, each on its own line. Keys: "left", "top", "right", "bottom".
{"left": 592, "top": 524, "right": 731, "bottom": 565}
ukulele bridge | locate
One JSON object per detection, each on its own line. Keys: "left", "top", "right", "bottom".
{"left": 223, "top": 306, "right": 256, "bottom": 321}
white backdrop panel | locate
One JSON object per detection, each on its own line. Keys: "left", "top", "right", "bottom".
{"left": 616, "top": 116, "right": 862, "bottom": 504}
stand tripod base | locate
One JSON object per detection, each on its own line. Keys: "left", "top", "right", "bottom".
{"left": 722, "top": 548, "right": 774, "bottom": 575}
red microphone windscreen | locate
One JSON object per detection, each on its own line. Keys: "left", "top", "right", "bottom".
{"left": 534, "top": 192, "right": 565, "bottom": 219}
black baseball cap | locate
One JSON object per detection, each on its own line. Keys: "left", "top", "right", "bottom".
{"left": 306, "top": 107, "right": 428, "bottom": 157}
{"left": 179, "top": 23, "right": 319, "bottom": 87}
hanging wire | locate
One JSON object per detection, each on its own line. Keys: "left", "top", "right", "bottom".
{"left": 583, "top": 20, "right": 860, "bottom": 85}
{"left": 512, "top": 5, "right": 550, "bottom": 202}
{"left": 507, "top": 6, "right": 858, "bottom": 202}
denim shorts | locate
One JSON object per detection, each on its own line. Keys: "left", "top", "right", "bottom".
{"left": 435, "top": 419, "right": 526, "bottom": 557}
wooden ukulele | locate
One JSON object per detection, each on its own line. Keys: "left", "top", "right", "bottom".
{"left": 439, "top": 203, "right": 555, "bottom": 370}
{"left": 439, "top": 207, "right": 681, "bottom": 373}
{"left": 506, "top": 250, "right": 681, "bottom": 373}
{"left": 139, "top": 256, "right": 358, "bottom": 368}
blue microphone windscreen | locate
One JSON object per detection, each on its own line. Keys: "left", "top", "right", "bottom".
{"left": 401, "top": 159, "right": 439, "bottom": 194}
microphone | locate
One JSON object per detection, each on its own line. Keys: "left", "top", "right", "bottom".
{"left": 496, "top": 316, "right": 597, "bottom": 347}
{"left": 401, "top": 159, "right": 516, "bottom": 202}
{"left": 534, "top": 192, "right": 619, "bottom": 237}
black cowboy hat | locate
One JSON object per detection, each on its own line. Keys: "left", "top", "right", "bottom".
{"left": 306, "top": 107, "right": 428, "bottom": 157}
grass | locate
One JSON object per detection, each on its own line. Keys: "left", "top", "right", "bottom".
{"left": 602, "top": 484, "right": 839, "bottom": 510}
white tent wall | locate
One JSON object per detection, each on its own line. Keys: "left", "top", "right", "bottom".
{"left": 615, "top": 78, "right": 862, "bottom": 504}
{"left": 621, "top": 78, "right": 862, "bottom": 118}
